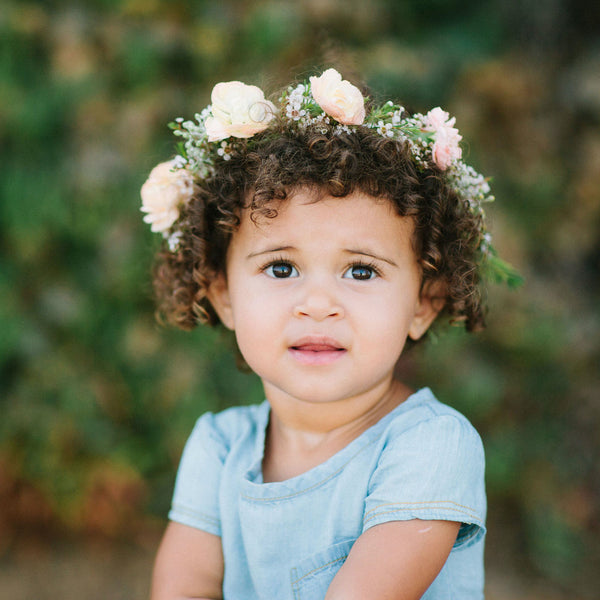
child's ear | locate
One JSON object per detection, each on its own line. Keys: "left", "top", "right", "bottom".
{"left": 206, "top": 273, "right": 235, "bottom": 330}
{"left": 408, "top": 280, "right": 446, "bottom": 341}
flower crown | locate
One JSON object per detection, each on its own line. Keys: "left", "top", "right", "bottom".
{"left": 141, "top": 68, "right": 521, "bottom": 287}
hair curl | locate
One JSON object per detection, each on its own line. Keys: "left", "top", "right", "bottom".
{"left": 152, "top": 119, "right": 486, "bottom": 337}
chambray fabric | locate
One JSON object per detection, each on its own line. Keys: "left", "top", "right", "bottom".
{"left": 169, "top": 388, "right": 486, "bottom": 599}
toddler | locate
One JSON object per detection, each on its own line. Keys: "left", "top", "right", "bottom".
{"left": 141, "top": 69, "right": 517, "bottom": 600}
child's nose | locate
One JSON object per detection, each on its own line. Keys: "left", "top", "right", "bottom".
{"left": 293, "top": 287, "right": 344, "bottom": 321}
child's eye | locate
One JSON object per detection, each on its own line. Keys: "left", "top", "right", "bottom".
{"left": 264, "top": 262, "right": 299, "bottom": 278}
{"left": 343, "top": 264, "right": 378, "bottom": 280}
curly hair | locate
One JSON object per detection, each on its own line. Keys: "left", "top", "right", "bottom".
{"left": 152, "top": 119, "right": 486, "bottom": 336}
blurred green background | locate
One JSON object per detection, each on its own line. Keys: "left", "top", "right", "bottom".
{"left": 1, "top": 0, "right": 598, "bottom": 598}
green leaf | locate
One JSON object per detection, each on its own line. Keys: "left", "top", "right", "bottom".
{"left": 482, "top": 252, "right": 524, "bottom": 288}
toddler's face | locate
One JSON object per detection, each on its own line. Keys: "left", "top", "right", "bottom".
{"left": 208, "top": 189, "right": 441, "bottom": 407}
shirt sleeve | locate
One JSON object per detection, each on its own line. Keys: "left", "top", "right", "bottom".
{"left": 363, "top": 414, "right": 486, "bottom": 548}
{"left": 168, "top": 412, "right": 228, "bottom": 536}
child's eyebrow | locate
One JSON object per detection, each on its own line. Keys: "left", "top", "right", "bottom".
{"left": 246, "top": 246, "right": 399, "bottom": 267}
{"left": 343, "top": 248, "right": 398, "bottom": 268}
{"left": 246, "top": 246, "right": 295, "bottom": 259}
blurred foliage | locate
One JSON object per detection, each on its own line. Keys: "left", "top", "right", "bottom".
{"left": 0, "top": 0, "right": 599, "bottom": 596}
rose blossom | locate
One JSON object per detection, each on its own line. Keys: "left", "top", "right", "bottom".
{"left": 140, "top": 160, "right": 196, "bottom": 234}
{"left": 309, "top": 69, "right": 365, "bottom": 125}
{"left": 431, "top": 127, "right": 463, "bottom": 170}
{"left": 424, "top": 107, "right": 455, "bottom": 130}
{"left": 204, "top": 81, "right": 276, "bottom": 142}
{"left": 424, "top": 107, "right": 462, "bottom": 170}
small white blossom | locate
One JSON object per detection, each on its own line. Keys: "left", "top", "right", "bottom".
{"left": 172, "top": 155, "right": 187, "bottom": 168}
{"left": 167, "top": 231, "right": 183, "bottom": 252}
{"left": 376, "top": 121, "right": 394, "bottom": 137}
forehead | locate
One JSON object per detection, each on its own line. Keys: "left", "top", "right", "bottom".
{"left": 232, "top": 189, "right": 417, "bottom": 256}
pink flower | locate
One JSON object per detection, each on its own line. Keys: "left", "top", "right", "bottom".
{"left": 431, "top": 126, "right": 463, "bottom": 170}
{"left": 205, "top": 81, "right": 276, "bottom": 142}
{"left": 140, "top": 160, "right": 196, "bottom": 234}
{"left": 424, "top": 107, "right": 454, "bottom": 130}
{"left": 309, "top": 69, "right": 365, "bottom": 125}
{"left": 424, "top": 107, "right": 462, "bottom": 170}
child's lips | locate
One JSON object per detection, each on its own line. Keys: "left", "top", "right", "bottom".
{"left": 288, "top": 337, "right": 346, "bottom": 365}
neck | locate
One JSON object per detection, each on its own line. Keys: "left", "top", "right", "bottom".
{"left": 270, "top": 377, "right": 411, "bottom": 431}
{"left": 261, "top": 378, "right": 413, "bottom": 481}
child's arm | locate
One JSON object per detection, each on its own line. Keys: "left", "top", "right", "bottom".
{"left": 150, "top": 522, "right": 224, "bottom": 600}
{"left": 325, "top": 519, "right": 460, "bottom": 600}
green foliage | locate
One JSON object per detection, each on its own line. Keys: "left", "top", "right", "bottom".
{"left": 1, "top": 0, "right": 599, "bottom": 595}
{"left": 482, "top": 249, "right": 525, "bottom": 288}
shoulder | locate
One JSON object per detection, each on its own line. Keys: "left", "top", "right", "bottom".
{"left": 365, "top": 388, "right": 486, "bottom": 545}
{"left": 169, "top": 401, "right": 268, "bottom": 534}
{"left": 382, "top": 388, "right": 484, "bottom": 457}
{"left": 188, "top": 401, "right": 269, "bottom": 457}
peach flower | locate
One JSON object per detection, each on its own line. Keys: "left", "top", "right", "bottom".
{"left": 204, "top": 81, "right": 276, "bottom": 142}
{"left": 140, "top": 160, "right": 196, "bottom": 234}
{"left": 309, "top": 69, "right": 365, "bottom": 125}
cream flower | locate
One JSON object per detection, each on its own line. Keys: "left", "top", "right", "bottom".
{"left": 204, "top": 81, "right": 276, "bottom": 142}
{"left": 424, "top": 107, "right": 462, "bottom": 170}
{"left": 309, "top": 69, "right": 365, "bottom": 125}
{"left": 140, "top": 160, "right": 196, "bottom": 234}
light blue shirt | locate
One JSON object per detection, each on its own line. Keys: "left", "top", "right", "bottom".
{"left": 169, "top": 388, "right": 486, "bottom": 599}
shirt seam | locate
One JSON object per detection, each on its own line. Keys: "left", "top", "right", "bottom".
{"left": 363, "top": 504, "right": 482, "bottom": 526}
{"left": 241, "top": 436, "right": 380, "bottom": 502}
{"left": 170, "top": 504, "right": 221, "bottom": 527}
{"left": 364, "top": 499, "right": 480, "bottom": 519}
{"left": 456, "top": 525, "right": 482, "bottom": 545}
{"left": 290, "top": 553, "right": 349, "bottom": 587}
